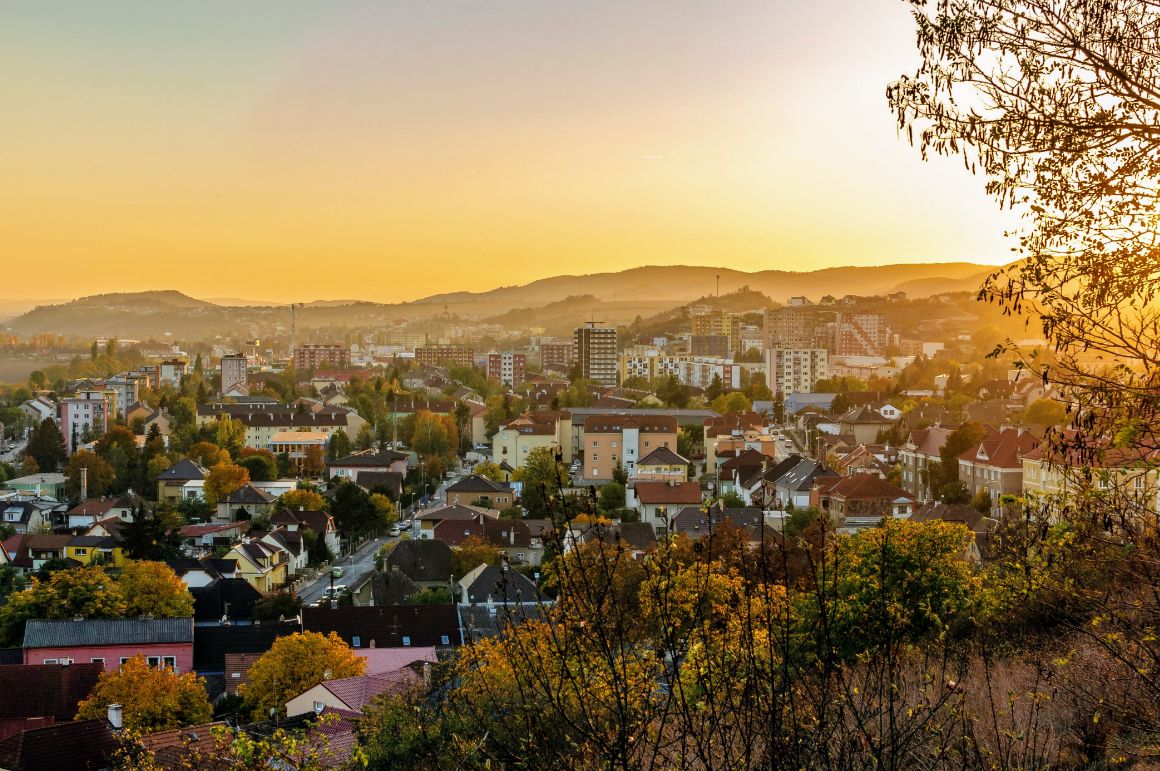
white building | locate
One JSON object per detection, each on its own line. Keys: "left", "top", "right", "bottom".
{"left": 220, "top": 353, "right": 249, "bottom": 396}
{"left": 59, "top": 392, "right": 110, "bottom": 452}
{"left": 766, "top": 348, "right": 828, "bottom": 398}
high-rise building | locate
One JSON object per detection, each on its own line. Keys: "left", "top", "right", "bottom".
{"left": 766, "top": 348, "right": 828, "bottom": 397}
{"left": 487, "top": 351, "right": 527, "bottom": 387}
{"left": 573, "top": 323, "right": 617, "bottom": 387}
{"left": 60, "top": 391, "right": 111, "bottom": 453}
{"left": 691, "top": 310, "right": 742, "bottom": 351}
{"left": 220, "top": 353, "right": 249, "bottom": 395}
{"left": 690, "top": 334, "right": 730, "bottom": 358}
{"left": 415, "top": 345, "right": 475, "bottom": 368}
{"left": 833, "top": 312, "right": 893, "bottom": 357}
{"left": 764, "top": 308, "right": 822, "bottom": 349}
{"left": 538, "top": 341, "right": 574, "bottom": 373}
{"left": 293, "top": 345, "right": 350, "bottom": 371}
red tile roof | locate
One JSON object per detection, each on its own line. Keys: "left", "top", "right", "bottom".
{"left": 634, "top": 481, "right": 703, "bottom": 505}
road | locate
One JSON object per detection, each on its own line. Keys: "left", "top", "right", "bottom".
{"left": 296, "top": 532, "right": 396, "bottom": 606}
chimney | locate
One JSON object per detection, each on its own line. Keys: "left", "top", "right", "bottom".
{"left": 369, "top": 639, "right": 376, "bottom": 648}
{"left": 510, "top": 527, "right": 515, "bottom": 545}
{"left": 80, "top": 466, "right": 88, "bottom": 501}
{"left": 107, "top": 704, "right": 123, "bottom": 729}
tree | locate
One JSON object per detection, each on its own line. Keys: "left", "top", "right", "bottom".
{"left": 235, "top": 449, "right": 277, "bottom": 482}
{"left": 716, "top": 490, "right": 746, "bottom": 509}
{"left": 327, "top": 430, "right": 352, "bottom": 461}
{"left": 204, "top": 461, "right": 250, "bottom": 506}
{"left": 278, "top": 488, "right": 327, "bottom": 512}
{"left": 187, "top": 441, "right": 228, "bottom": 469}
{"left": 473, "top": 461, "right": 506, "bottom": 482}
{"left": 65, "top": 450, "right": 115, "bottom": 500}
{"left": 409, "top": 586, "right": 453, "bottom": 605}
{"left": 709, "top": 391, "right": 752, "bottom": 415}
{"left": 240, "top": 632, "right": 365, "bottom": 719}
{"left": 118, "top": 561, "right": 194, "bottom": 618}
{"left": 1023, "top": 398, "right": 1068, "bottom": 428}
{"left": 330, "top": 480, "right": 375, "bottom": 539}
{"left": 369, "top": 493, "right": 397, "bottom": 530}
{"left": 450, "top": 535, "right": 502, "bottom": 578}
{"left": 0, "top": 565, "right": 126, "bottom": 646}
{"left": 513, "top": 446, "right": 566, "bottom": 518}
{"left": 252, "top": 592, "right": 302, "bottom": 623}
{"left": 611, "top": 460, "right": 628, "bottom": 486}
{"left": 77, "top": 655, "right": 212, "bottom": 731}
{"left": 120, "top": 506, "right": 185, "bottom": 561}
{"left": 597, "top": 482, "right": 625, "bottom": 513}
{"left": 25, "top": 417, "right": 67, "bottom": 472}
{"left": 301, "top": 444, "right": 326, "bottom": 477}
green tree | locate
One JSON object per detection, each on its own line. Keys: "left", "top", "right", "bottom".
{"left": 236, "top": 449, "right": 277, "bottom": 482}
{"left": 252, "top": 592, "right": 303, "bottom": 623}
{"left": 1023, "top": 398, "right": 1068, "bottom": 428}
{"left": 709, "top": 391, "right": 752, "bottom": 415}
{"left": 513, "top": 446, "right": 566, "bottom": 518}
{"left": 598, "top": 482, "right": 626, "bottom": 513}
{"left": 473, "top": 461, "right": 506, "bottom": 482}
{"left": 120, "top": 506, "right": 185, "bottom": 561}
{"left": 25, "top": 417, "right": 67, "bottom": 472}
{"left": 330, "top": 480, "right": 375, "bottom": 539}
{"left": 327, "top": 429, "right": 352, "bottom": 461}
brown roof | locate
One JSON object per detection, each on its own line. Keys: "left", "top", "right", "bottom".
{"left": 433, "top": 518, "right": 485, "bottom": 546}
{"left": 634, "top": 481, "right": 703, "bottom": 505}
{"left": 703, "top": 411, "right": 765, "bottom": 437}
{"left": 818, "top": 474, "right": 914, "bottom": 502}
{"left": 904, "top": 426, "right": 956, "bottom": 458}
{"left": 320, "top": 671, "right": 418, "bottom": 712}
{"left": 583, "top": 414, "right": 677, "bottom": 434}
{"left": 64, "top": 499, "right": 118, "bottom": 519}
{"left": 637, "top": 446, "right": 690, "bottom": 466}
{"left": 959, "top": 428, "right": 1041, "bottom": 469}
{"left": 302, "top": 605, "right": 459, "bottom": 648}
{"left": 0, "top": 664, "right": 103, "bottom": 726}
{"left": 0, "top": 719, "right": 117, "bottom": 771}
{"left": 223, "top": 652, "right": 263, "bottom": 696}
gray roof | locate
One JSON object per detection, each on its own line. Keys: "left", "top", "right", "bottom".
{"left": 23, "top": 617, "right": 194, "bottom": 648}
{"left": 156, "top": 458, "right": 206, "bottom": 482}
{"left": 774, "top": 459, "right": 838, "bottom": 493}
{"left": 565, "top": 407, "right": 719, "bottom": 428}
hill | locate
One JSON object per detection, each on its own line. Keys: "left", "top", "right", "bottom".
{"left": 1, "top": 262, "right": 999, "bottom": 339}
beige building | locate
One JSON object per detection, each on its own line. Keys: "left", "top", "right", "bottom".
{"left": 582, "top": 414, "right": 678, "bottom": 482}
{"left": 691, "top": 310, "right": 742, "bottom": 351}
{"left": 491, "top": 412, "right": 561, "bottom": 468}
{"left": 1022, "top": 445, "right": 1160, "bottom": 509}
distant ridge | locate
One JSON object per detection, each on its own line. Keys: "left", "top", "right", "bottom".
{"left": 2, "top": 261, "right": 1002, "bottom": 337}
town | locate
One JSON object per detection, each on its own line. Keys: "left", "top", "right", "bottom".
{"left": 0, "top": 282, "right": 1127, "bottom": 768}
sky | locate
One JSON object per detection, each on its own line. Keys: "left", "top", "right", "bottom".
{"left": 0, "top": 1, "right": 1018, "bottom": 303}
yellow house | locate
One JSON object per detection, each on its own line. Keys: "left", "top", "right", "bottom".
{"left": 65, "top": 536, "right": 127, "bottom": 567}
{"left": 226, "top": 540, "right": 289, "bottom": 592}
{"left": 1022, "top": 444, "right": 1160, "bottom": 509}
{"left": 635, "top": 446, "right": 691, "bottom": 482}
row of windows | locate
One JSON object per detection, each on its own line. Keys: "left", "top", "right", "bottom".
{"left": 41, "top": 655, "right": 177, "bottom": 670}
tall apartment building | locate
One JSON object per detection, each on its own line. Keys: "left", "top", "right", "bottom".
{"left": 158, "top": 359, "right": 187, "bottom": 387}
{"left": 764, "top": 307, "right": 822, "bottom": 349}
{"left": 220, "top": 353, "right": 249, "bottom": 395}
{"left": 574, "top": 323, "right": 618, "bottom": 387}
{"left": 619, "top": 350, "right": 740, "bottom": 389}
{"left": 691, "top": 310, "right": 742, "bottom": 351}
{"left": 766, "top": 348, "right": 828, "bottom": 397}
{"left": 538, "top": 341, "right": 574, "bottom": 373}
{"left": 689, "top": 335, "right": 730, "bottom": 357}
{"left": 415, "top": 345, "right": 475, "bottom": 368}
{"left": 487, "top": 351, "right": 527, "bottom": 387}
{"left": 60, "top": 391, "right": 110, "bottom": 452}
{"left": 833, "top": 313, "right": 893, "bottom": 357}
{"left": 293, "top": 345, "right": 351, "bottom": 371}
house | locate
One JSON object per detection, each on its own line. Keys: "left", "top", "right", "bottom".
{"left": 65, "top": 492, "right": 140, "bottom": 530}
{"left": 215, "top": 484, "right": 277, "bottom": 523}
{"left": 225, "top": 539, "right": 289, "bottom": 592}
{"left": 136, "top": 721, "right": 229, "bottom": 768}
{"left": 350, "top": 470, "right": 404, "bottom": 499}
{"left": 0, "top": 718, "right": 118, "bottom": 771}
{"left": 836, "top": 406, "right": 896, "bottom": 445}
{"left": 635, "top": 446, "right": 691, "bottom": 482}
{"left": 0, "top": 495, "right": 69, "bottom": 535}
{"left": 3, "top": 474, "right": 68, "bottom": 501}
{"left": 481, "top": 517, "right": 540, "bottom": 566}
{"left": 382, "top": 540, "right": 453, "bottom": 588}
{"left": 627, "top": 481, "right": 704, "bottom": 529}
{"left": 190, "top": 576, "right": 264, "bottom": 623}
{"left": 414, "top": 504, "right": 496, "bottom": 541}
{"left": 958, "top": 428, "right": 1041, "bottom": 513}
{"left": 18, "top": 396, "right": 56, "bottom": 426}
{"left": 156, "top": 459, "right": 208, "bottom": 504}
{"left": 329, "top": 445, "right": 410, "bottom": 482}
{"left": 259, "top": 527, "right": 307, "bottom": 577}
{"left": 898, "top": 426, "right": 957, "bottom": 502}
{"left": 193, "top": 621, "right": 299, "bottom": 673}
{"left": 457, "top": 563, "right": 546, "bottom": 607}
{"left": 445, "top": 475, "right": 514, "bottom": 508}
{"left": 702, "top": 412, "right": 767, "bottom": 474}
{"left": 812, "top": 474, "right": 915, "bottom": 531}
{"left": 355, "top": 645, "right": 439, "bottom": 675}
{"left": 490, "top": 412, "right": 561, "bottom": 469}
{"left": 64, "top": 535, "right": 126, "bottom": 567}
{"left": 0, "top": 663, "right": 104, "bottom": 742}
{"left": 285, "top": 670, "right": 419, "bottom": 718}
{"left": 769, "top": 458, "right": 839, "bottom": 511}
{"left": 303, "top": 605, "right": 459, "bottom": 648}
{"left": 582, "top": 414, "right": 678, "bottom": 482}
{"left": 1021, "top": 442, "right": 1160, "bottom": 503}
{"left": 196, "top": 402, "right": 368, "bottom": 449}
{"left": 669, "top": 505, "right": 767, "bottom": 544}
{"left": 3, "top": 534, "right": 73, "bottom": 573}
{"left": 565, "top": 521, "right": 657, "bottom": 558}
{"left": 22, "top": 617, "right": 195, "bottom": 673}
{"left": 269, "top": 508, "right": 341, "bottom": 557}
{"left": 179, "top": 521, "right": 248, "bottom": 558}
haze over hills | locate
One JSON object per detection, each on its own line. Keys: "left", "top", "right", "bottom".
{"left": 0, "top": 261, "right": 999, "bottom": 338}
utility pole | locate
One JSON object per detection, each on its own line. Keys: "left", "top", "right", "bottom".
{"left": 716, "top": 274, "right": 720, "bottom": 300}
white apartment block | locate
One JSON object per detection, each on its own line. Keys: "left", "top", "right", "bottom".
{"left": 766, "top": 348, "right": 828, "bottom": 397}
{"left": 60, "top": 392, "right": 110, "bottom": 452}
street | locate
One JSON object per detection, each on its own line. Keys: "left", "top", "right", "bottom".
{"left": 295, "top": 532, "right": 396, "bottom": 606}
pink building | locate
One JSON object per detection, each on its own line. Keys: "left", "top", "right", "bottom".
{"left": 22, "top": 617, "right": 194, "bottom": 674}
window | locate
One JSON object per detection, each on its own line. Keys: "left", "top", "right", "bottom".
{"left": 592, "top": 441, "right": 598, "bottom": 448}
{"left": 441, "top": 635, "right": 451, "bottom": 645}
{"left": 314, "top": 700, "right": 326, "bottom": 713}
{"left": 592, "top": 454, "right": 598, "bottom": 462}
{"left": 1135, "top": 476, "right": 1145, "bottom": 490}
{"left": 163, "top": 656, "right": 176, "bottom": 671}
{"left": 43, "top": 658, "right": 58, "bottom": 664}
{"left": 120, "top": 658, "right": 130, "bottom": 665}
{"left": 402, "top": 636, "right": 412, "bottom": 646}
{"left": 147, "top": 656, "right": 161, "bottom": 668}
{"left": 611, "top": 441, "right": 618, "bottom": 449}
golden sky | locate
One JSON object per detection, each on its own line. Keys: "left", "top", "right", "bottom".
{"left": 1, "top": 1, "right": 1018, "bottom": 303}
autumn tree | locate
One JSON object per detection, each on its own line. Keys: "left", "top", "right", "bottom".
{"left": 301, "top": 444, "right": 326, "bottom": 477}
{"left": 118, "top": 561, "right": 194, "bottom": 618}
{"left": 513, "top": 446, "right": 566, "bottom": 519}
{"left": 450, "top": 536, "right": 502, "bottom": 579}
{"left": 472, "top": 461, "right": 505, "bottom": 482}
{"left": 0, "top": 565, "right": 126, "bottom": 646}
{"left": 240, "top": 632, "right": 365, "bottom": 719}
{"left": 187, "top": 441, "right": 228, "bottom": 469}
{"left": 204, "top": 461, "right": 250, "bottom": 506}
{"left": 278, "top": 488, "right": 327, "bottom": 512}
{"left": 65, "top": 450, "right": 115, "bottom": 500}
{"left": 709, "top": 391, "right": 752, "bottom": 416}
{"left": 235, "top": 448, "right": 278, "bottom": 482}
{"left": 77, "top": 655, "right": 212, "bottom": 731}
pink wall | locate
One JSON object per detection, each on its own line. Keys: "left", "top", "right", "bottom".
{"left": 24, "top": 643, "right": 193, "bottom": 674}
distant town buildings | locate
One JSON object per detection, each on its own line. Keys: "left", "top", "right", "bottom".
{"left": 487, "top": 351, "right": 527, "bottom": 387}
{"left": 538, "top": 341, "right": 574, "bottom": 373}
{"left": 766, "top": 348, "right": 828, "bottom": 397}
{"left": 293, "top": 344, "right": 350, "bottom": 371}
{"left": 220, "top": 353, "right": 248, "bottom": 396}
{"left": 691, "top": 310, "right": 742, "bottom": 352}
{"left": 574, "top": 323, "right": 617, "bottom": 387}
{"left": 415, "top": 345, "right": 475, "bottom": 369}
